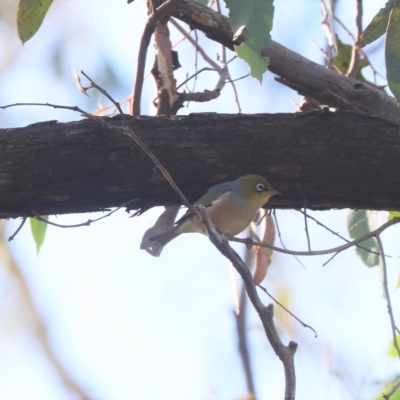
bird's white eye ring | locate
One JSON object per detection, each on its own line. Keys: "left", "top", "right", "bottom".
{"left": 256, "top": 183, "right": 265, "bottom": 192}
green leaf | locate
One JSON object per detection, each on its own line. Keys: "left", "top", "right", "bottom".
{"left": 225, "top": 0, "right": 274, "bottom": 82}
{"left": 334, "top": 36, "right": 369, "bottom": 75}
{"left": 333, "top": 36, "right": 386, "bottom": 90}
{"left": 396, "top": 271, "right": 400, "bottom": 289}
{"left": 388, "top": 335, "right": 400, "bottom": 357}
{"left": 361, "top": 0, "right": 399, "bottom": 47}
{"left": 375, "top": 377, "right": 400, "bottom": 400}
{"left": 386, "top": 6, "right": 400, "bottom": 104}
{"left": 30, "top": 217, "right": 48, "bottom": 254}
{"left": 388, "top": 211, "right": 400, "bottom": 220}
{"left": 17, "top": 0, "right": 53, "bottom": 44}
{"left": 235, "top": 44, "right": 269, "bottom": 82}
{"left": 195, "top": 0, "right": 209, "bottom": 5}
{"left": 347, "top": 210, "right": 380, "bottom": 267}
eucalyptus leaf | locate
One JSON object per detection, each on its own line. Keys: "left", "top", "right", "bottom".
{"left": 334, "top": 36, "right": 368, "bottom": 76}
{"left": 388, "top": 335, "right": 400, "bottom": 357}
{"left": 17, "top": 0, "right": 53, "bottom": 44}
{"left": 361, "top": 0, "right": 399, "bottom": 47}
{"left": 386, "top": 5, "right": 400, "bottom": 104}
{"left": 30, "top": 216, "right": 48, "bottom": 254}
{"left": 375, "top": 376, "right": 400, "bottom": 400}
{"left": 225, "top": 0, "right": 274, "bottom": 82}
{"left": 347, "top": 210, "right": 379, "bottom": 267}
{"left": 388, "top": 211, "right": 400, "bottom": 220}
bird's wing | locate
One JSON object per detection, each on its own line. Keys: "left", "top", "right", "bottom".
{"left": 175, "top": 181, "right": 234, "bottom": 225}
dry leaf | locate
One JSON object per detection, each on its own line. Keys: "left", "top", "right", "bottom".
{"left": 253, "top": 212, "right": 275, "bottom": 284}
{"left": 73, "top": 69, "right": 89, "bottom": 97}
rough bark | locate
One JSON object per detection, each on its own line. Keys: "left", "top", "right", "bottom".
{"left": 2, "top": 110, "right": 400, "bottom": 219}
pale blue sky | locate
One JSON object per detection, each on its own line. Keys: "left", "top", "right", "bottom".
{"left": 1, "top": 1, "right": 398, "bottom": 400}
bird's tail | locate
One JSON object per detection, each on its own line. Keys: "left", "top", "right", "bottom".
{"left": 149, "top": 225, "right": 182, "bottom": 247}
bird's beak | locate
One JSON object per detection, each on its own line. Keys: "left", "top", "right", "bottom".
{"left": 268, "top": 189, "right": 283, "bottom": 196}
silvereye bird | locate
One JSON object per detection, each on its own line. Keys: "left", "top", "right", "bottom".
{"left": 149, "top": 174, "right": 281, "bottom": 250}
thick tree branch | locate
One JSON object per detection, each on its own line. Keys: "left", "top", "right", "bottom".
{"left": 1, "top": 110, "right": 400, "bottom": 219}
{"left": 172, "top": 0, "right": 400, "bottom": 124}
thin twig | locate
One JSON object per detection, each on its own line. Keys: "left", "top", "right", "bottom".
{"left": 379, "top": 231, "right": 400, "bottom": 400}
{"left": 228, "top": 73, "right": 242, "bottom": 113}
{"left": 215, "top": 0, "right": 226, "bottom": 64}
{"left": 30, "top": 200, "right": 137, "bottom": 229}
{"left": 346, "top": 0, "right": 363, "bottom": 78}
{"left": 322, "top": 251, "right": 339, "bottom": 266}
{"left": 176, "top": 67, "right": 215, "bottom": 90}
{"left": 258, "top": 284, "right": 318, "bottom": 338}
{"left": 170, "top": 18, "right": 220, "bottom": 69}
{"left": 301, "top": 210, "right": 386, "bottom": 258}
{"left": 377, "top": 234, "right": 400, "bottom": 359}
{"left": 8, "top": 216, "right": 27, "bottom": 241}
{"left": 334, "top": 15, "right": 385, "bottom": 82}
{"left": 228, "top": 73, "right": 249, "bottom": 83}
{"left": 235, "top": 245, "right": 257, "bottom": 399}
{"left": 192, "top": 29, "right": 199, "bottom": 95}
{"left": 297, "top": 183, "right": 311, "bottom": 251}
{"left": 228, "top": 217, "right": 400, "bottom": 257}
{"left": 354, "top": 0, "right": 363, "bottom": 44}
{"left": 170, "top": 17, "right": 242, "bottom": 111}
{"left": 384, "top": 377, "right": 400, "bottom": 400}
{"left": 272, "top": 210, "right": 307, "bottom": 270}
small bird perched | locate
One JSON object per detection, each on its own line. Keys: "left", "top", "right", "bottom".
{"left": 149, "top": 174, "right": 281, "bottom": 252}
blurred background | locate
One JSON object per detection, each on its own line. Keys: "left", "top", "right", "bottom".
{"left": 1, "top": 0, "right": 399, "bottom": 399}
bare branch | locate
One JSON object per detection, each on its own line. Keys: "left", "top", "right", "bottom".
{"left": 333, "top": 15, "right": 385, "bottom": 83}
{"left": 197, "top": 205, "right": 297, "bottom": 400}
{"left": 297, "top": 183, "right": 311, "bottom": 251}
{"left": 258, "top": 284, "right": 318, "bottom": 338}
{"left": 8, "top": 216, "right": 27, "bottom": 241}
{"left": 346, "top": 0, "right": 363, "bottom": 78}
{"left": 301, "top": 210, "right": 385, "bottom": 257}
{"left": 228, "top": 217, "right": 400, "bottom": 257}
{"left": 273, "top": 211, "right": 307, "bottom": 270}
{"left": 176, "top": 67, "right": 215, "bottom": 90}
{"left": 378, "top": 233, "right": 400, "bottom": 400}
{"left": 235, "top": 277, "right": 257, "bottom": 398}
{"left": 131, "top": 0, "right": 183, "bottom": 116}
{"left": 319, "top": 0, "right": 336, "bottom": 68}
{"left": 29, "top": 200, "right": 137, "bottom": 229}
{"left": 383, "top": 377, "right": 400, "bottom": 400}
{"left": 170, "top": 18, "right": 220, "bottom": 69}
{"left": 377, "top": 234, "right": 400, "bottom": 359}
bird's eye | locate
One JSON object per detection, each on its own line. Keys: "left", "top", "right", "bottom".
{"left": 256, "top": 183, "right": 265, "bottom": 192}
